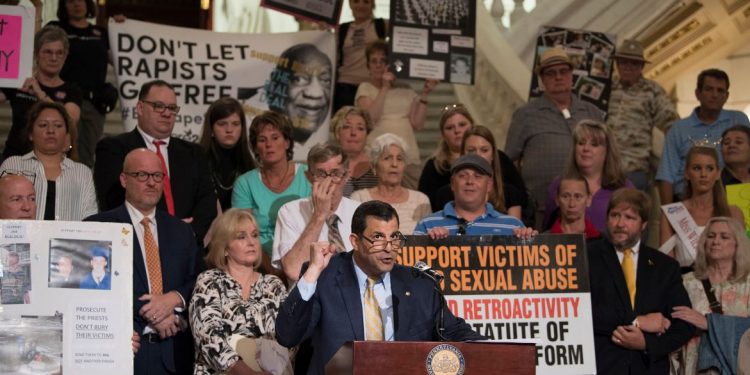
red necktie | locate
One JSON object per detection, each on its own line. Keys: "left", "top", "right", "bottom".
{"left": 152, "top": 140, "right": 175, "bottom": 215}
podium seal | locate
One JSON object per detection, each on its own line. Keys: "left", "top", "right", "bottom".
{"left": 425, "top": 344, "right": 465, "bottom": 375}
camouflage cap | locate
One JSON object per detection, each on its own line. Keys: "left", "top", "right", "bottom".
{"left": 614, "top": 39, "right": 649, "bottom": 63}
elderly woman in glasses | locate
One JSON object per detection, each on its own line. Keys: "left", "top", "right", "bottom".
{"left": 351, "top": 133, "right": 431, "bottom": 234}
{"left": 0, "top": 25, "right": 82, "bottom": 160}
{"left": 0, "top": 101, "right": 97, "bottom": 221}
{"left": 356, "top": 39, "right": 438, "bottom": 188}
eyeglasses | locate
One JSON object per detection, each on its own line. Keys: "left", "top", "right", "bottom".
{"left": 1, "top": 170, "right": 36, "bottom": 185}
{"left": 124, "top": 171, "right": 165, "bottom": 182}
{"left": 361, "top": 233, "right": 406, "bottom": 252}
{"left": 311, "top": 169, "right": 348, "bottom": 182}
{"left": 457, "top": 218, "right": 468, "bottom": 235}
{"left": 441, "top": 103, "right": 465, "bottom": 114}
{"left": 141, "top": 100, "right": 181, "bottom": 114}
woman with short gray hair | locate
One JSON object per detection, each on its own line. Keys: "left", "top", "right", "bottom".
{"left": 350, "top": 133, "right": 431, "bottom": 234}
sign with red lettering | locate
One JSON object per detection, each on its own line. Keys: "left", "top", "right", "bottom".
{"left": 400, "top": 234, "right": 595, "bottom": 375}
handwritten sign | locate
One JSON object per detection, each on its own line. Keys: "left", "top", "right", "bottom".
{"left": 0, "top": 5, "right": 34, "bottom": 88}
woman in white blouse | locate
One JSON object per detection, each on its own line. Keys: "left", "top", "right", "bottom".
{"left": 0, "top": 101, "right": 97, "bottom": 220}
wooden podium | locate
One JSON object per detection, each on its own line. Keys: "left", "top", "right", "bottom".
{"left": 325, "top": 341, "right": 536, "bottom": 375}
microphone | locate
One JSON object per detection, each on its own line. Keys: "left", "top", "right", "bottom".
{"left": 413, "top": 261, "right": 444, "bottom": 284}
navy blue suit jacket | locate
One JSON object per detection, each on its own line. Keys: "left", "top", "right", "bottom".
{"left": 85, "top": 204, "right": 199, "bottom": 374}
{"left": 93, "top": 128, "right": 217, "bottom": 243}
{"left": 275, "top": 252, "right": 484, "bottom": 375}
{"left": 588, "top": 238, "right": 695, "bottom": 375}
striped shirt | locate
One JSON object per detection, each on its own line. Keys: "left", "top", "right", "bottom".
{"left": 413, "top": 202, "right": 524, "bottom": 235}
{"left": 0, "top": 151, "right": 98, "bottom": 220}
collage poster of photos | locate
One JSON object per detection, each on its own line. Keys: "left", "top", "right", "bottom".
{"left": 389, "top": 0, "right": 477, "bottom": 85}
{"left": 0, "top": 220, "right": 133, "bottom": 375}
{"left": 529, "top": 26, "right": 617, "bottom": 116}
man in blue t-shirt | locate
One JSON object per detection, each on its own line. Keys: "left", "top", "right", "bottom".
{"left": 414, "top": 154, "right": 532, "bottom": 238}
{"left": 657, "top": 68, "right": 750, "bottom": 203}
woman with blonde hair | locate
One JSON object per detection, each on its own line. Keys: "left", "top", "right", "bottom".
{"left": 660, "top": 146, "right": 744, "bottom": 268}
{"left": 330, "top": 106, "right": 378, "bottom": 196}
{"left": 544, "top": 119, "right": 631, "bottom": 232}
{"left": 418, "top": 104, "right": 474, "bottom": 211}
{"left": 670, "top": 217, "right": 750, "bottom": 374}
{"left": 190, "top": 208, "right": 289, "bottom": 375}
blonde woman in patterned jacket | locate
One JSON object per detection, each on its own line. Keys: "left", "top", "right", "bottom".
{"left": 190, "top": 208, "right": 289, "bottom": 375}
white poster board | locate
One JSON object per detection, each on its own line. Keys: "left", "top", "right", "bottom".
{"left": 0, "top": 220, "right": 134, "bottom": 375}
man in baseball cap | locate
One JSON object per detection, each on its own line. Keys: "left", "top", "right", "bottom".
{"left": 414, "top": 154, "right": 533, "bottom": 238}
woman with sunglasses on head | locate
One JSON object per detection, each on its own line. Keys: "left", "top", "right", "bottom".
{"left": 356, "top": 39, "right": 438, "bottom": 188}
{"left": 199, "top": 97, "right": 255, "bottom": 211}
{"left": 232, "top": 111, "right": 311, "bottom": 277}
{"left": 0, "top": 101, "right": 97, "bottom": 221}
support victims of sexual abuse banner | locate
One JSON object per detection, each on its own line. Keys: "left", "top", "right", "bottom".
{"left": 109, "top": 19, "right": 335, "bottom": 161}
{"left": 0, "top": 220, "right": 133, "bottom": 374}
{"left": 400, "top": 234, "right": 595, "bottom": 375}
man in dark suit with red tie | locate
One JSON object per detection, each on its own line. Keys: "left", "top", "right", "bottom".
{"left": 588, "top": 188, "right": 695, "bottom": 374}
{"left": 86, "top": 149, "right": 199, "bottom": 374}
{"left": 93, "top": 79, "right": 216, "bottom": 244}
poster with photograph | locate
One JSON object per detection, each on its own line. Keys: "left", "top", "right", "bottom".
{"left": 0, "top": 4, "right": 35, "bottom": 89}
{"left": 529, "top": 26, "right": 617, "bottom": 115}
{"left": 389, "top": 0, "right": 477, "bottom": 85}
{"left": 109, "top": 19, "right": 336, "bottom": 161}
{"left": 0, "top": 220, "right": 133, "bottom": 375}
{"left": 260, "top": 0, "right": 344, "bottom": 27}
{"left": 399, "top": 234, "right": 596, "bottom": 375}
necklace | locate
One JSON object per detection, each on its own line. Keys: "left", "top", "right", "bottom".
{"left": 262, "top": 162, "right": 292, "bottom": 192}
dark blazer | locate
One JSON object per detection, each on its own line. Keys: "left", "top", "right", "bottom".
{"left": 93, "top": 128, "right": 217, "bottom": 243}
{"left": 85, "top": 204, "right": 199, "bottom": 374}
{"left": 276, "top": 252, "right": 484, "bottom": 375}
{"left": 588, "top": 238, "right": 695, "bottom": 375}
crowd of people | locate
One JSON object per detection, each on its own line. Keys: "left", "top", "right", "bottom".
{"left": 1, "top": 1, "right": 750, "bottom": 374}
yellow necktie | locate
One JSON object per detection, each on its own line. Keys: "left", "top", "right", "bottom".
{"left": 364, "top": 277, "right": 383, "bottom": 341}
{"left": 621, "top": 248, "right": 636, "bottom": 308}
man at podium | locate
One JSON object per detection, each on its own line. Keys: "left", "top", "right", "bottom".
{"left": 276, "top": 200, "right": 484, "bottom": 374}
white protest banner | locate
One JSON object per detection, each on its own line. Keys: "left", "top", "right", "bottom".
{"left": 400, "top": 234, "right": 596, "bottom": 375}
{"left": 0, "top": 5, "right": 35, "bottom": 88}
{"left": 0, "top": 220, "right": 133, "bottom": 374}
{"left": 109, "top": 19, "right": 335, "bottom": 160}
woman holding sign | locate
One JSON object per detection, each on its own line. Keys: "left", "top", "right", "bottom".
{"left": 0, "top": 26, "right": 82, "bottom": 160}
{"left": 669, "top": 216, "right": 750, "bottom": 374}
{"left": 659, "top": 146, "right": 744, "bottom": 269}
{"left": 190, "top": 208, "right": 290, "bottom": 375}
{"left": 356, "top": 40, "right": 438, "bottom": 188}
